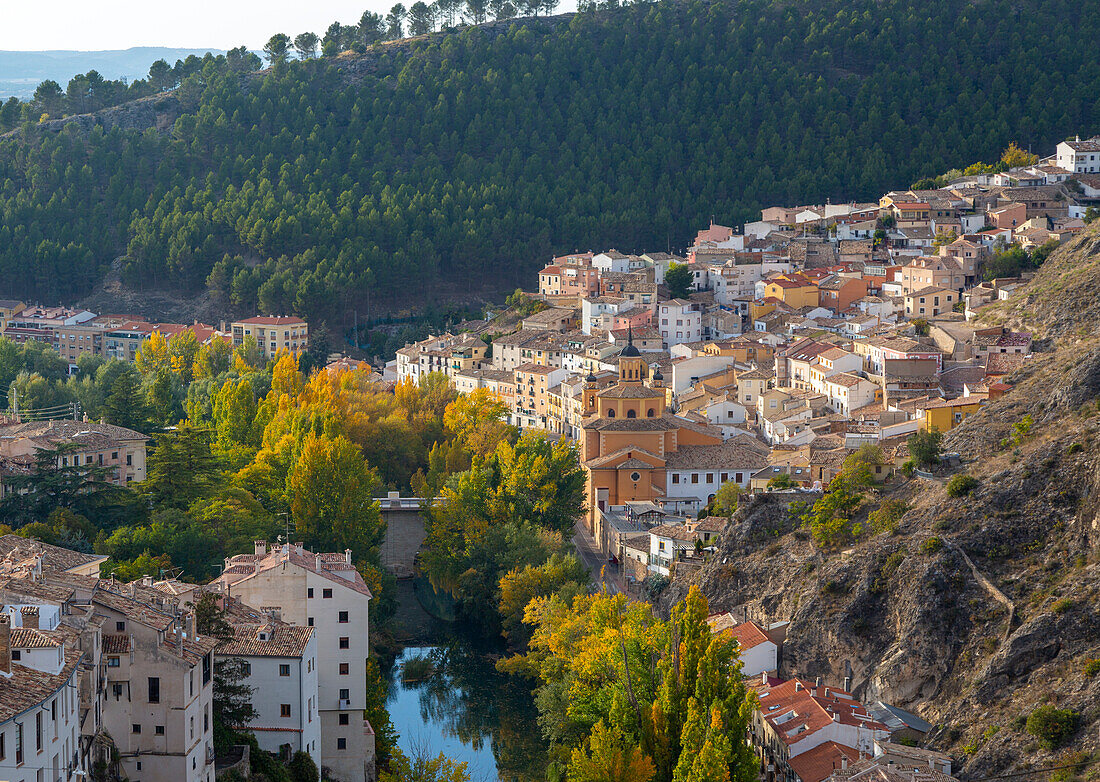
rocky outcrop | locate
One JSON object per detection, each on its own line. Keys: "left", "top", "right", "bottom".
{"left": 668, "top": 225, "right": 1100, "bottom": 778}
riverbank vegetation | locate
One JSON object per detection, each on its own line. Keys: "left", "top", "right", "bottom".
{"left": 501, "top": 585, "right": 758, "bottom": 782}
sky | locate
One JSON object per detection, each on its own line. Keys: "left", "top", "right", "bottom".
{"left": 0, "top": 0, "right": 407, "bottom": 51}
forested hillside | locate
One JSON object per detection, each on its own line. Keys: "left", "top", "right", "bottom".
{"left": 2, "top": 0, "right": 1099, "bottom": 322}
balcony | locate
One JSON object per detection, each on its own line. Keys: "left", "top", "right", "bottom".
{"left": 339, "top": 699, "right": 352, "bottom": 709}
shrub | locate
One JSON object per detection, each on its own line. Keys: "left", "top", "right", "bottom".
{"left": 1025, "top": 705, "right": 1078, "bottom": 750}
{"left": 1051, "top": 598, "right": 1075, "bottom": 614}
{"left": 921, "top": 536, "right": 944, "bottom": 554}
{"left": 1084, "top": 658, "right": 1100, "bottom": 677}
{"left": 644, "top": 573, "right": 670, "bottom": 598}
{"left": 946, "top": 474, "right": 978, "bottom": 497}
{"left": 868, "top": 499, "right": 907, "bottom": 535}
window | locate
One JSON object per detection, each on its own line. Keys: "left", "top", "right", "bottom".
{"left": 281, "top": 704, "right": 291, "bottom": 718}
{"left": 339, "top": 713, "right": 350, "bottom": 725}
{"left": 706, "top": 473, "right": 714, "bottom": 483}
{"left": 16, "top": 722, "right": 23, "bottom": 764}
{"left": 691, "top": 474, "right": 699, "bottom": 484}
{"left": 112, "top": 451, "right": 118, "bottom": 460}
{"left": 116, "top": 621, "right": 125, "bottom": 632}
{"left": 132, "top": 724, "right": 141, "bottom": 734}
{"left": 338, "top": 611, "right": 349, "bottom": 623}
{"left": 113, "top": 683, "right": 123, "bottom": 699}
{"left": 339, "top": 663, "right": 349, "bottom": 675}
{"left": 107, "top": 656, "right": 120, "bottom": 667}
{"left": 339, "top": 688, "right": 350, "bottom": 701}
{"left": 307, "top": 617, "right": 314, "bottom": 626}
{"left": 148, "top": 677, "right": 160, "bottom": 703}
{"left": 11, "top": 650, "right": 20, "bottom": 661}
{"left": 35, "top": 712, "right": 41, "bottom": 751}
{"left": 626, "top": 409, "right": 636, "bottom": 418}
{"left": 322, "top": 588, "right": 332, "bottom": 599}
{"left": 155, "top": 726, "right": 165, "bottom": 735}
{"left": 672, "top": 474, "right": 680, "bottom": 484}
{"left": 337, "top": 738, "right": 347, "bottom": 750}
{"left": 203, "top": 653, "right": 211, "bottom": 684}
{"left": 126, "top": 454, "right": 132, "bottom": 466}
{"left": 339, "top": 637, "right": 350, "bottom": 649}
{"left": 279, "top": 664, "right": 291, "bottom": 677}
{"left": 307, "top": 588, "right": 314, "bottom": 598}
{"left": 0, "top": 730, "right": 4, "bottom": 760}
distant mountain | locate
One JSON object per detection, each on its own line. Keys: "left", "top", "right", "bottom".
{"left": 1, "top": 0, "right": 1099, "bottom": 324}
{"left": 0, "top": 47, "right": 223, "bottom": 99}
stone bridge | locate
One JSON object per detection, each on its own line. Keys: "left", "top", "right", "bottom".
{"left": 377, "top": 493, "right": 438, "bottom": 578}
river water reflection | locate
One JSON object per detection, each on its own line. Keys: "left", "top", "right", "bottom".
{"left": 383, "top": 639, "right": 548, "bottom": 782}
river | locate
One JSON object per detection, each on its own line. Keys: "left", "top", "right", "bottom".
{"left": 383, "top": 602, "right": 549, "bottom": 782}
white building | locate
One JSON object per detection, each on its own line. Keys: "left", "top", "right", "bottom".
{"left": 658, "top": 300, "right": 702, "bottom": 349}
{"left": 707, "top": 616, "right": 780, "bottom": 678}
{"left": 0, "top": 608, "right": 85, "bottom": 782}
{"left": 591, "top": 250, "right": 634, "bottom": 274}
{"left": 218, "top": 623, "right": 320, "bottom": 765}
{"left": 212, "top": 542, "right": 373, "bottom": 782}
{"left": 1055, "top": 136, "right": 1100, "bottom": 174}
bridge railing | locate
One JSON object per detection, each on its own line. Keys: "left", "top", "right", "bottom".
{"left": 374, "top": 496, "right": 443, "bottom": 510}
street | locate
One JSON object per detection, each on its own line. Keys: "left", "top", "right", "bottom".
{"left": 572, "top": 520, "right": 622, "bottom": 595}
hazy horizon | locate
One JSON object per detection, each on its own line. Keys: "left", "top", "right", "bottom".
{"left": 0, "top": 0, "right": 578, "bottom": 52}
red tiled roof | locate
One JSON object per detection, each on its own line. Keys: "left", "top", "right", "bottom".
{"left": 236, "top": 316, "right": 307, "bottom": 326}
{"left": 789, "top": 741, "right": 860, "bottom": 782}
{"left": 727, "top": 621, "right": 771, "bottom": 650}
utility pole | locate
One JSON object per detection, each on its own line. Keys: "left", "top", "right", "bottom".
{"left": 11, "top": 387, "right": 19, "bottom": 423}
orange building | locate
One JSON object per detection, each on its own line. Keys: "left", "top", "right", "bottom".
{"left": 581, "top": 338, "right": 725, "bottom": 538}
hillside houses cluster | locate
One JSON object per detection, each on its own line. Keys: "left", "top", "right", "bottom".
{"left": 0, "top": 304, "right": 309, "bottom": 369}
{"left": 702, "top": 612, "right": 957, "bottom": 782}
{"left": 0, "top": 535, "right": 374, "bottom": 782}
{"left": 388, "top": 136, "right": 1100, "bottom": 588}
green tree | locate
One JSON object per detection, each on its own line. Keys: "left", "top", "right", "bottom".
{"left": 665, "top": 263, "right": 693, "bottom": 299}
{"left": 140, "top": 424, "right": 223, "bottom": 509}
{"left": 907, "top": 429, "right": 943, "bottom": 469}
{"left": 710, "top": 480, "right": 742, "bottom": 516}
{"left": 293, "top": 32, "right": 320, "bottom": 59}
{"left": 263, "top": 34, "right": 292, "bottom": 65}
{"left": 386, "top": 4, "right": 407, "bottom": 37}
{"left": 103, "top": 369, "right": 150, "bottom": 432}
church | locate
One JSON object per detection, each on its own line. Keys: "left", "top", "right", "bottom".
{"left": 581, "top": 331, "right": 743, "bottom": 544}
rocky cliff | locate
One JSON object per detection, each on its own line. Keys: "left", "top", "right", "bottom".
{"left": 665, "top": 224, "right": 1100, "bottom": 778}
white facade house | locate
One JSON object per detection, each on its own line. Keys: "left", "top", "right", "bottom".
{"left": 1056, "top": 137, "right": 1100, "bottom": 174}
{"left": 658, "top": 300, "right": 702, "bottom": 349}
{"left": 212, "top": 543, "right": 373, "bottom": 782}
{"left": 591, "top": 251, "right": 634, "bottom": 274}
{"left": 707, "top": 616, "right": 779, "bottom": 678}
{"left": 218, "top": 624, "right": 320, "bottom": 766}
{"left": 0, "top": 610, "right": 85, "bottom": 782}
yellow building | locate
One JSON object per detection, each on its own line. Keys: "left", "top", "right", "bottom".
{"left": 921, "top": 397, "right": 985, "bottom": 431}
{"left": 763, "top": 277, "right": 819, "bottom": 309}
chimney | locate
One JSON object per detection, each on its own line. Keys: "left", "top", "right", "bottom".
{"left": 254, "top": 540, "right": 268, "bottom": 557}
{"left": 844, "top": 676, "right": 851, "bottom": 692}
{"left": 188, "top": 611, "right": 197, "bottom": 641}
{"left": 815, "top": 676, "right": 822, "bottom": 687}
{"left": 345, "top": 549, "right": 352, "bottom": 564}
{"left": 294, "top": 542, "right": 304, "bottom": 555}
{"left": 795, "top": 681, "right": 804, "bottom": 691}
{"left": 832, "top": 711, "right": 840, "bottom": 722}
{"left": 22, "top": 607, "right": 39, "bottom": 630}
{"left": 142, "top": 574, "right": 153, "bottom": 587}
{"left": 0, "top": 614, "right": 10, "bottom": 675}
{"left": 761, "top": 672, "right": 769, "bottom": 686}
{"left": 315, "top": 554, "right": 322, "bottom": 571}
{"left": 841, "top": 757, "right": 848, "bottom": 771}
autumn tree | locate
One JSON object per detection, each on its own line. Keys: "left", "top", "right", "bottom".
{"left": 569, "top": 721, "right": 655, "bottom": 782}
{"left": 288, "top": 432, "right": 385, "bottom": 561}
